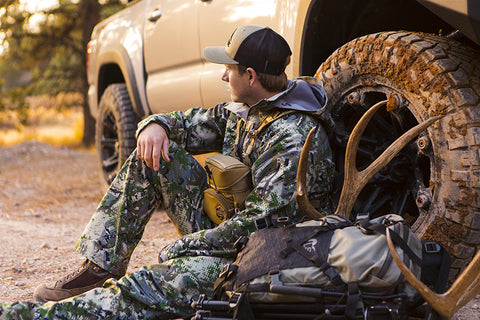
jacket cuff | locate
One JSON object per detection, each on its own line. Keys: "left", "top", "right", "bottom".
{"left": 136, "top": 114, "right": 171, "bottom": 138}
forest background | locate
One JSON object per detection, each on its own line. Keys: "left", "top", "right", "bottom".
{"left": 0, "top": 0, "right": 126, "bottom": 148}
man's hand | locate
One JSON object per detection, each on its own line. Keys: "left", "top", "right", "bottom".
{"left": 137, "top": 123, "right": 170, "bottom": 171}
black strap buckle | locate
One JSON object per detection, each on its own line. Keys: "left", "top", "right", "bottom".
{"left": 276, "top": 216, "right": 290, "bottom": 227}
{"left": 255, "top": 216, "right": 273, "bottom": 230}
{"left": 228, "top": 292, "right": 243, "bottom": 309}
{"left": 424, "top": 241, "right": 441, "bottom": 254}
{"left": 355, "top": 212, "right": 370, "bottom": 222}
{"left": 320, "top": 262, "right": 344, "bottom": 286}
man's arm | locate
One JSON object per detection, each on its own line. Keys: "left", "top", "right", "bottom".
{"left": 159, "top": 114, "right": 334, "bottom": 261}
{"left": 135, "top": 103, "right": 232, "bottom": 172}
{"left": 136, "top": 104, "right": 231, "bottom": 158}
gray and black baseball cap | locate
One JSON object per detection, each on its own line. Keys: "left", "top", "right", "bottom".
{"left": 204, "top": 25, "right": 292, "bottom": 75}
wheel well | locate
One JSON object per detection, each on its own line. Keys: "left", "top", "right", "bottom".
{"left": 301, "top": 0, "right": 455, "bottom": 76}
{"left": 97, "top": 63, "right": 126, "bottom": 103}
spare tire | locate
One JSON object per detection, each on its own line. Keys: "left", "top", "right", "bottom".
{"left": 315, "top": 31, "right": 480, "bottom": 278}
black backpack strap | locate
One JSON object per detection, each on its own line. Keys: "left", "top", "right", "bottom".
{"left": 213, "top": 263, "right": 238, "bottom": 300}
{"left": 230, "top": 285, "right": 255, "bottom": 320}
{"left": 357, "top": 219, "right": 423, "bottom": 266}
{"left": 421, "top": 241, "right": 451, "bottom": 294}
{"left": 280, "top": 229, "right": 344, "bottom": 286}
{"left": 345, "top": 282, "right": 362, "bottom": 319}
{"left": 409, "top": 241, "right": 451, "bottom": 318}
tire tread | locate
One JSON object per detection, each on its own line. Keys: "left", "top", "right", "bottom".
{"left": 315, "top": 31, "right": 480, "bottom": 277}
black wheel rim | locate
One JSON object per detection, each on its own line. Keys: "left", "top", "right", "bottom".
{"left": 100, "top": 109, "right": 120, "bottom": 184}
{"left": 332, "top": 87, "right": 433, "bottom": 225}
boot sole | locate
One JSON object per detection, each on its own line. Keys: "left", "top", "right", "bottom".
{"left": 33, "top": 278, "right": 113, "bottom": 302}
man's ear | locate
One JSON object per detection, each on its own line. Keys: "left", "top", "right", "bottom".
{"left": 246, "top": 67, "right": 257, "bottom": 86}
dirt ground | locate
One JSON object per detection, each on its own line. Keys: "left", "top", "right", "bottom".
{"left": 0, "top": 141, "right": 479, "bottom": 319}
{"left": 0, "top": 141, "right": 178, "bottom": 302}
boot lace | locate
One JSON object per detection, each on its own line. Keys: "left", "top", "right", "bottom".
{"left": 55, "top": 260, "right": 89, "bottom": 286}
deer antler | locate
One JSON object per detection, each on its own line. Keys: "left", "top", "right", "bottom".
{"left": 296, "top": 99, "right": 480, "bottom": 318}
{"left": 296, "top": 126, "right": 324, "bottom": 219}
{"left": 386, "top": 228, "right": 480, "bottom": 319}
{"left": 296, "top": 99, "right": 444, "bottom": 219}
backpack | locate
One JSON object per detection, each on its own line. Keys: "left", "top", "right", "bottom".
{"left": 192, "top": 214, "right": 450, "bottom": 320}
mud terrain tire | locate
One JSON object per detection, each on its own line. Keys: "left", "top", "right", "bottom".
{"left": 316, "top": 31, "right": 480, "bottom": 278}
{"left": 96, "top": 84, "right": 139, "bottom": 186}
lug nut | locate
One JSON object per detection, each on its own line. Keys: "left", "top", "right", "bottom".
{"left": 348, "top": 92, "right": 360, "bottom": 105}
{"left": 417, "top": 136, "right": 430, "bottom": 151}
{"left": 386, "top": 94, "right": 401, "bottom": 111}
{"left": 416, "top": 194, "right": 431, "bottom": 209}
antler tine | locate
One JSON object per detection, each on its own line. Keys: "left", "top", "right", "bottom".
{"left": 333, "top": 100, "right": 387, "bottom": 217}
{"left": 296, "top": 127, "right": 324, "bottom": 219}
{"left": 386, "top": 228, "right": 480, "bottom": 319}
{"left": 296, "top": 101, "right": 389, "bottom": 218}
{"left": 335, "top": 99, "right": 444, "bottom": 218}
{"left": 297, "top": 100, "right": 444, "bottom": 220}
{"left": 360, "top": 114, "right": 444, "bottom": 189}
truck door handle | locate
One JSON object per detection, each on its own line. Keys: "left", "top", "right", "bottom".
{"left": 148, "top": 9, "right": 163, "bottom": 22}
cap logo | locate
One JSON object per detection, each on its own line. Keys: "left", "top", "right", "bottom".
{"left": 227, "top": 29, "right": 236, "bottom": 48}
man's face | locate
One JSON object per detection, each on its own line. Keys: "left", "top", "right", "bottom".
{"left": 222, "top": 64, "right": 251, "bottom": 103}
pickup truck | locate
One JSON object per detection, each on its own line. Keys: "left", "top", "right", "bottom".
{"left": 86, "top": 0, "right": 480, "bottom": 278}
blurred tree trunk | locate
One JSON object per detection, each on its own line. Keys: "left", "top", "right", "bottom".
{"left": 79, "top": 0, "right": 100, "bottom": 147}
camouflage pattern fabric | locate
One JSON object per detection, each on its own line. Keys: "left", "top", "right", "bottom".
{"left": 76, "top": 78, "right": 335, "bottom": 275}
{"left": 75, "top": 142, "right": 215, "bottom": 276}
{"left": 0, "top": 256, "right": 231, "bottom": 319}
{"left": 0, "top": 78, "right": 335, "bottom": 319}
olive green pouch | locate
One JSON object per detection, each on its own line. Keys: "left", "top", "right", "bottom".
{"left": 203, "top": 154, "right": 252, "bottom": 224}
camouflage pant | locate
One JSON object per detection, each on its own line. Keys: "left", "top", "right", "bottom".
{"left": 0, "top": 256, "right": 231, "bottom": 320}
{"left": 77, "top": 141, "right": 215, "bottom": 276}
{"left": 0, "top": 143, "right": 225, "bottom": 319}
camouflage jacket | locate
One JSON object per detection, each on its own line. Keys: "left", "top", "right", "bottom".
{"left": 136, "top": 77, "right": 335, "bottom": 261}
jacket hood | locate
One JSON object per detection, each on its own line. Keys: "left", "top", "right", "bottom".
{"left": 268, "top": 76, "right": 328, "bottom": 114}
{"left": 224, "top": 76, "right": 334, "bottom": 133}
{"left": 269, "top": 76, "right": 335, "bottom": 134}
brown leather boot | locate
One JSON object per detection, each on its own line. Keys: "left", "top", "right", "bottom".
{"left": 33, "top": 260, "right": 121, "bottom": 302}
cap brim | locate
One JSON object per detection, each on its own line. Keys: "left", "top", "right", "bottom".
{"left": 204, "top": 46, "right": 238, "bottom": 65}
